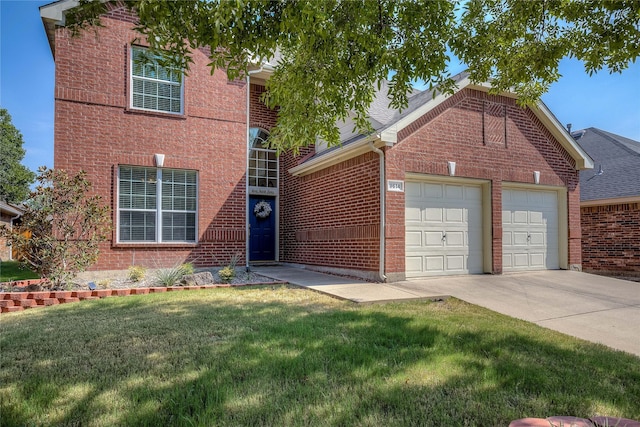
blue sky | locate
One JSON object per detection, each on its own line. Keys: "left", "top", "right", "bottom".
{"left": 2, "top": 0, "right": 639, "bottom": 174}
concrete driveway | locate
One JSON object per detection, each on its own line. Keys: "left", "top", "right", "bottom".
{"left": 389, "top": 271, "right": 640, "bottom": 356}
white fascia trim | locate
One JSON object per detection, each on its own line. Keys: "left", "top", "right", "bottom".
{"left": 529, "top": 101, "right": 594, "bottom": 171}
{"left": 40, "top": 0, "right": 80, "bottom": 24}
{"left": 288, "top": 136, "right": 383, "bottom": 177}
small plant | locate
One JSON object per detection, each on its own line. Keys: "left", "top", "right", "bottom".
{"left": 218, "top": 253, "right": 241, "bottom": 283}
{"left": 97, "top": 279, "right": 111, "bottom": 288}
{"left": 180, "top": 262, "right": 195, "bottom": 275}
{"left": 218, "top": 266, "right": 235, "bottom": 283}
{"left": 128, "top": 265, "right": 147, "bottom": 282}
{"left": 154, "top": 263, "right": 193, "bottom": 287}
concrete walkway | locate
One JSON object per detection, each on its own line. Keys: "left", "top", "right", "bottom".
{"left": 253, "top": 265, "right": 640, "bottom": 356}
{"left": 252, "top": 265, "right": 446, "bottom": 303}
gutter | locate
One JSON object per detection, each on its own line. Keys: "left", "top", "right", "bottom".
{"left": 368, "top": 141, "right": 387, "bottom": 282}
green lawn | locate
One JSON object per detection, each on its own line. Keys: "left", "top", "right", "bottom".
{"left": 0, "top": 260, "right": 39, "bottom": 282}
{"left": 1, "top": 285, "right": 638, "bottom": 426}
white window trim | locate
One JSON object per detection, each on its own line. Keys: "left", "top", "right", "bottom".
{"left": 130, "top": 46, "right": 185, "bottom": 115}
{"left": 117, "top": 166, "right": 198, "bottom": 244}
{"left": 248, "top": 128, "right": 279, "bottom": 190}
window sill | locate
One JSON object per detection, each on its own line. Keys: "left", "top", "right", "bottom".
{"left": 124, "top": 107, "right": 186, "bottom": 120}
{"left": 113, "top": 242, "right": 198, "bottom": 249}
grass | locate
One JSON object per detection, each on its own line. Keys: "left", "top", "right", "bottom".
{"left": 0, "top": 260, "right": 39, "bottom": 282}
{"left": 1, "top": 285, "right": 639, "bottom": 426}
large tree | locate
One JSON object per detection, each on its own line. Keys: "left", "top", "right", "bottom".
{"left": 0, "top": 108, "right": 35, "bottom": 203}
{"left": 67, "top": 0, "right": 640, "bottom": 152}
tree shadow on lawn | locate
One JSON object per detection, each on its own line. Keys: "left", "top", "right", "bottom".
{"left": 1, "top": 288, "right": 639, "bottom": 426}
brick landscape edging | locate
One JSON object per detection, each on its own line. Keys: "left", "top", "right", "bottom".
{"left": 0, "top": 282, "right": 287, "bottom": 314}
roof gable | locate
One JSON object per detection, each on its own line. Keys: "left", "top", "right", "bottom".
{"left": 291, "top": 74, "right": 594, "bottom": 176}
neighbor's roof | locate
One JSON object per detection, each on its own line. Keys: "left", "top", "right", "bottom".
{"left": 0, "top": 202, "right": 23, "bottom": 217}
{"left": 573, "top": 128, "right": 640, "bottom": 202}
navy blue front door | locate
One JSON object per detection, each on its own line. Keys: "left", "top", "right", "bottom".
{"left": 249, "top": 196, "right": 276, "bottom": 261}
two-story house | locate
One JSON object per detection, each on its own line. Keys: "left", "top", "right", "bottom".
{"left": 40, "top": 0, "right": 592, "bottom": 282}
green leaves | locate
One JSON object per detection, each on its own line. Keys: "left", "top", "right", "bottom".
{"left": 0, "top": 108, "right": 35, "bottom": 203}
{"left": 1, "top": 167, "right": 111, "bottom": 288}
{"left": 64, "top": 0, "right": 640, "bottom": 152}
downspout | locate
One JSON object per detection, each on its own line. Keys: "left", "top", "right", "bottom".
{"left": 368, "top": 141, "right": 387, "bottom": 282}
{"left": 245, "top": 68, "right": 263, "bottom": 272}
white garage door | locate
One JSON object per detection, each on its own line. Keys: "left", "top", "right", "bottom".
{"left": 502, "top": 188, "right": 559, "bottom": 271}
{"left": 405, "top": 181, "right": 483, "bottom": 277}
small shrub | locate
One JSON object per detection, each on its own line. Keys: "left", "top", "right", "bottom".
{"left": 97, "top": 279, "right": 111, "bottom": 288}
{"left": 154, "top": 263, "right": 194, "bottom": 287}
{"left": 0, "top": 167, "right": 111, "bottom": 288}
{"left": 128, "top": 265, "right": 147, "bottom": 282}
{"left": 180, "top": 262, "right": 195, "bottom": 275}
{"left": 218, "top": 266, "right": 235, "bottom": 283}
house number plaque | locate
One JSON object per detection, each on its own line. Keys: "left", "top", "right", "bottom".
{"left": 387, "top": 180, "right": 405, "bottom": 192}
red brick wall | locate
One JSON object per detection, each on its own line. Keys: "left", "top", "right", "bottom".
{"left": 53, "top": 13, "right": 248, "bottom": 270}
{"left": 581, "top": 203, "right": 640, "bottom": 276}
{"left": 249, "top": 84, "right": 277, "bottom": 130}
{"left": 279, "top": 151, "right": 381, "bottom": 274}
{"left": 386, "top": 89, "right": 581, "bottom": 277}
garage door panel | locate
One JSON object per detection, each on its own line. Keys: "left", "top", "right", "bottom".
{"left": 513, "top": 232, "right": 529, "bottom": 245}
{"left": 446, "top": 231, "right": 465, "bottom": 247}
{"left": 513, "top": 211, "right": 528, "bottom": 223}
{"left": 445, "top": 185, "right": 464, "bottom": 199}
{"left": 425, "top": 207, "right": 443, "bottom": 222}
{"left": 446, "top": 255, "right": 465, "bottom": 271}
{"left": 503, "top": 188, "right": 559, "bottom": 271}
{"left": 406, "top": 257, "right": 423, "bottom": 274}
{"left": 513, "top": 253, "right": 530, "bottom": 267}
{"left": 425, "top": 232, "right": 444, "bottom": 246}
{"left": 445, "top": 208, "right": 464, "bottom": 222}
{"left": 529, "top": 232, "right": 545, "bottom": 245}
{"left": 405, "top": 206, "right": 421, "bottom": 222}
{"left": 530, "top": 211, "right": 544, "bottom": 224}
{"left": 406, "top": 181, "right": 484, "bottom": 277}
{"left": 424, "top": 183, "right": 443, "bottom": 198}
{"left": 406, "top": 231, "right": 422, "bottom": 247}
{"left": 530, "top": 253, "right": 545, "bottom": 267}
{"left": 503, "top": 231, "right": 512, "bottom": 245}
{"left": 406, "top": 181, "right": 422, "bottom": 197}
{"left": 426, "top": 256, "right": 444, "bottom": 272}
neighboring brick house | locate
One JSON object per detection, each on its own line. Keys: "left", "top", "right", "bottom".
{"left": 0, "top": 202, "right": 23, "bottom": 261}
{"left": 573, "top": 128, "right": 640, "bottom": 277}
{"left": 41, "top": 1, "right": 593, "bottom": 281}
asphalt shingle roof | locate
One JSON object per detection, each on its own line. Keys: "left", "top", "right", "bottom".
{"left": 309, "top": 72, "right": 469, "bottom": 160}
{"left": 573, "top": 128, "right": 640, "bottom": 201}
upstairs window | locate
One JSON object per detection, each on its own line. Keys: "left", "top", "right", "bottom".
{"left": 118, "top": 166, "right": 197, "bottom": 243}
{"left": 131, "top": 46, "right": 183, "bottom": 114}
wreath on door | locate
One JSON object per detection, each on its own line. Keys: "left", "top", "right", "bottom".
{"left": 254, "top": 200, "right": 272, "bottom": 219}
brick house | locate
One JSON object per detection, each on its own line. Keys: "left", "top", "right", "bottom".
{"left": 40, "top": 1, "right": 593, "bottom": 281}
{"left": 573, "top": 128, "right": 640, "bottom": 277}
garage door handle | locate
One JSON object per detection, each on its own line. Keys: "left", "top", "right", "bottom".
{"left": 527, "top": 233, "right": 531, "bottom": 241}
{"left": 442, "top": 231, "right": 447, "bottom": 241}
